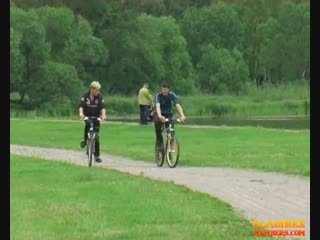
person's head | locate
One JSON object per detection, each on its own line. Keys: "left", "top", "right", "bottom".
{"left": 160, "top": 81, "right": 169, "bottom": 96}
{"left": 143, "top": 83, "right": 149, "bottom": 89}
{"left": 89, "top": 81, "right": 101, "bottom": 96}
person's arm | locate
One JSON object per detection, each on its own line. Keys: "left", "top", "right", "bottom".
{"left": 79, "top": 96, "right": 85, "bottom": 119}
{"left": 155, "top": 93, "right": 165, "bottom": 122}
{"left": 142, "top": 89, "right": 153, "bottom": 105}
{"left": 79, "top": 107, "right": 84, "bottom": 119}
{"left": 171, "top": 92, "right": 185, "bottom": 122}
{"left": 100, "top": 108, "right": 106, "bottom": 120}
{"left": 156, "top": 103, "right": 165, "bottom": 122}
{"left": 175, "top": 104, "right": 186, "bottom": 122}
{"left": 147, "top": 90, "right": 153, "bottom": 103}
{"left": 99, "top": 96, "right": 107, "bottom": 120}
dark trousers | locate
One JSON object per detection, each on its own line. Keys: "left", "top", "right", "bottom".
{"left": 154, "top": 114, "right": 174, "bottom": 145}
{"left": 84, "top": 120, "right": 100, "bottom": 157}
{"left": 139, "top": 105, "right": 150, "bottom": 124}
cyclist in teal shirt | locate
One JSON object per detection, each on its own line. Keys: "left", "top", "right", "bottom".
{"left": 154, "top": 81, "right": 186, "bottom": 148}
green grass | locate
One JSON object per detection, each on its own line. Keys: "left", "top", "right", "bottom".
{"left": 11, "top": 154, "right": 263, "bottom": 240}
{"left": 179, "top": 82, "right": 310, "bottom": 117}
{"left": 10, "top": 119, "right": 310, "bottom": 176}
{"left": 10, "top": 82, "right": 310, "bottom": 118}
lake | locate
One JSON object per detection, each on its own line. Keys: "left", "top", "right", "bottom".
{"left": 108, "top": 116, "right": 310, "bottom": 130}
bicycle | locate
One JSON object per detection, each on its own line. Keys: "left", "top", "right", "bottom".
{"left": 83, "top": 116, "right": 101, "bottom": 167}
{"left": 155, "top": 118, "right": 181, "bottom": 168}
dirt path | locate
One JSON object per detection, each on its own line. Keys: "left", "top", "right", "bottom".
{"left": 10, "top": 144, "right": 310, "bottom": 239}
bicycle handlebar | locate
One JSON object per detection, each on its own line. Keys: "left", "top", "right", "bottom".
{"left": 84, "top": 116, "right": 101, "bottom": 121}
{"left": 164, "top": 118, "right": 182, "bottom": 123}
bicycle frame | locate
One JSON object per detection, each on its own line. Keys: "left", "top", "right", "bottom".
{"left": 162, "top": 119, "right": 175, "bottom": 149}
{"left": 158, "top": 118, "right": 180, "bottom": 168}
{"left": 84, "top": 116, "right": 101, "bottom": 167}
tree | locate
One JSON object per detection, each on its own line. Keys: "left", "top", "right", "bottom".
{"left": 146, "top": 15, "right": 195, "bottom": 94}
{"left": 10, "top": 27, "right": 25, "bottom": 94}
{"left": 27, "top": 61, "right": 81, "bottom": 106}
{"left": 63, "top": 0, "right": 122, "bottom": 35}
{"left": 180, "top": 3, "right": 245, "bottom": 66}
{"left": 101, "top": 13, "right": 195, "bottom": 95}
{"left": 10, "top": 3, "right": 50, "bottom": 104}
{"left": 36, "top": 6, "right": 109, "bottom": 84}
{"left": 10, "top": 0, "right": 310, "bottom": 101}
{"left": 256, "top": 3, "right": 310, "bottom": 83}
{"left": 10, "top": 3, "right": 86, "bottom": 109}
{"left": 197, "top": 44, "right": 250, "bottom": 94}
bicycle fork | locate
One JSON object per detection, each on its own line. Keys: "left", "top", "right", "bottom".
{"left": 166, "top": 126, "right": 175, "bottom": 153}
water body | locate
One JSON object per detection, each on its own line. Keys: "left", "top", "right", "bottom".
{"left": 182, "top": 116, "right": 310, "bottom": 130}
{"left": 108, "top": 116, "right": 309, "bottom": 130}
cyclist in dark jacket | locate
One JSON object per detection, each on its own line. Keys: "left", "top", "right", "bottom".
{"left": 79, "top": 81, "right": 106, "bottom": 163}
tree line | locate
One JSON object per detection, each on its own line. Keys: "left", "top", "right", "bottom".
{"left": 10, "top": 0, "right": 310, "bottom": 109}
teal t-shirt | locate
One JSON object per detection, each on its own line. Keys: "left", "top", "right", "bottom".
{"left": 154, "top": 91, "right": 179, "bottom": 116}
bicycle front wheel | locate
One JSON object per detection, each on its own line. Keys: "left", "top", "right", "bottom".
{"left": 87, "top": 138, "right": 95, "bottom": 167}
{"left": 155, "top": 141, "right": 165, "bottom": 167}
{"left": 166, "top": 137, "right": 180, "bottom": 168}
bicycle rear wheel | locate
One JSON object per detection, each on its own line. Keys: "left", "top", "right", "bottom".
{"left": 155, "top": 141, "right": 165, "bottom": 167}
{"left": 166, "top": 137, "right": 180, "bottom": 168}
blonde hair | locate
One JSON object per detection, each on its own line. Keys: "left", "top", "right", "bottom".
{"left": 89, "top": 81, "right": 101, "bottom": 90}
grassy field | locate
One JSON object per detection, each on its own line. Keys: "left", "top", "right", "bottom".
{"left": 10, "top": 119, "right": 310, "bottom": 176}
{"left": 11, "top": 154, "right": 263, "bottom": 240}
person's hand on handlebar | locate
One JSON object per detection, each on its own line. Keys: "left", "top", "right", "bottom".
{"left": 100, "top": 114, "right": 107, "bottom": 121}
{"left": 159, "top": 115, "right": 166, "bottom": 123}
{"left": 179, "top": 115, "right": 186, "bottom": 123}
{"left": 79, "top": 113, "right": 84, "bottom": 120}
